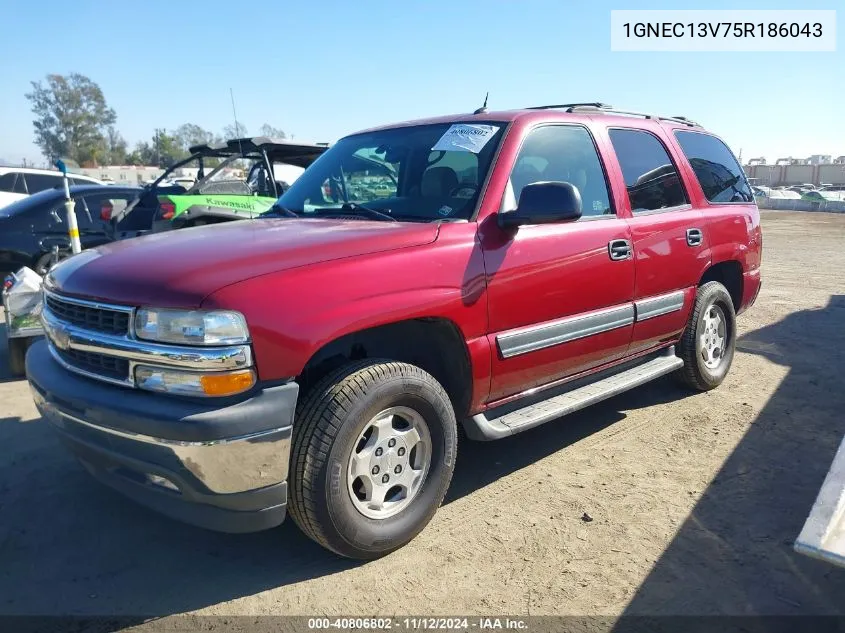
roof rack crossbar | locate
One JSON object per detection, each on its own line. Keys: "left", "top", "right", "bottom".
{"left": 525, "top": 102, "right": 613, "bottom": 111}
{"left": 524, "top": 103, "right": 700, "bottom": 127}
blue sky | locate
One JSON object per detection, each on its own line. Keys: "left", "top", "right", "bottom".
{"left": 0, "top": 0, "right": 841, "bottom": 165}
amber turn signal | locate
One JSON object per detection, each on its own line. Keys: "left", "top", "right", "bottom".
{"left": 200, "top": 370, "right": 256, "bottom": 396}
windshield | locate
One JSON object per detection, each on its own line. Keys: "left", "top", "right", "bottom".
{"left": 270, "top": 121, "right": 507, "bottom": 221}
{"left": 187, "top": 154, "right": 266, "bottom": 196}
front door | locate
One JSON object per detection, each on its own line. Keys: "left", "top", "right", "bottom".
{"left": 480, "top": 124, "right": 636, "bottom": 403}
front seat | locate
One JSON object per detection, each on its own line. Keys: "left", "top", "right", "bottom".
{"left": 509, "top": 162, "right": 544, "bottom": 203}
{"left": 421, "top": 166, "right": 459, "bottom": 197}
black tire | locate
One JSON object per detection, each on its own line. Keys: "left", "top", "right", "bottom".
{"left": 675, "top": 281, "right": 737, "bottom": 391}
{"left": 8, "top": 337, "right": 28, "bottom": 377}
{"left": 288, "top": 359, "right": 458, "bottom": 559}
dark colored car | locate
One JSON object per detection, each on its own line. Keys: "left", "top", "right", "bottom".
{"left": 27, "top": 103, "right": 761, "bottom": 560}
{"left": 0, "top": 185, "right": 142, "bottom": 275}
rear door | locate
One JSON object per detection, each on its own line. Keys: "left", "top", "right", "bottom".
{"left": 605, "top": 127, "right": 710, "bottom": 355}
{"left": 671, "top": 130, "right": 761, "bottom": 312}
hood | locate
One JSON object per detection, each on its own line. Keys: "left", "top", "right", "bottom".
{"left": 47, "top": 219, "right": 439, "bottom": 307}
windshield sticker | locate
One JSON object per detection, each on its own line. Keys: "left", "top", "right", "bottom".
{"left": 438, "top": 205, "right": 454, "bottom": 217}
{"left": 431, "top": 124, "right": 499, "bottom": 154}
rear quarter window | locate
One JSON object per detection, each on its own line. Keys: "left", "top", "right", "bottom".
{"left": 674, "top": 131, "right": 754, "bottom": 203}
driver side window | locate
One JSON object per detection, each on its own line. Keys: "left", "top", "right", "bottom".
{"left": 506, "top": 125, "right": 613, "bottom": 217}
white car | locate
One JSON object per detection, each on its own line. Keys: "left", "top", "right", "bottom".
{"left": 0, "top": 167, "right": 103, "bottom": 209}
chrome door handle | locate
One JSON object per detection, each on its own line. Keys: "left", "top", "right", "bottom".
{"left": 686, "top": 228, "right": 703, "bottom": 247}
{"left": 608, "top": 239, "right": 632, "bottom": 261}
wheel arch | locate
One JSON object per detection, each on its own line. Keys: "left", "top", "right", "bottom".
{"left": 698, "top": 260, "right": 743, "bottom": 312}
{"left": 297, "top": 317, "right": 474, "bottom": 418}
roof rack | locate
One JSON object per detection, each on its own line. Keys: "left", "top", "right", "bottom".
{"left": 524, "top": 103, "right": 701, "bottom": 127}
{"left": 526, "top": 102, "right": 613, "bottom": 111}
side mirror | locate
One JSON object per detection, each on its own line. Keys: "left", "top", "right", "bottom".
{"left": 498, "top": 181, "right": 582, "bottom": 229}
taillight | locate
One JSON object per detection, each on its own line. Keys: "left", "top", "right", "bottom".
{"left": 100, "top": 201, "right": 114, "bottom": 221}
{"left": 159, "top": 201, "right": 176, "bottom": 220}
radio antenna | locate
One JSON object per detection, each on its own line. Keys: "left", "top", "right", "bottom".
{"left": 473, "top": 92, "right": 489, "bottom": 115}
{"left": 229, "top": 88, "right": 252, "bottom": 219}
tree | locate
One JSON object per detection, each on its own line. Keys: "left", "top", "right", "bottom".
{"left": 173, "top": 123, "right": 215, "bottom": 154}
{"left": 25, "top": 73, "right": 117, "bottom": 164}
{"left": 150, "top": 128, "right": 185, "bottom": 168}
{"left": 105, "top": 127, "right": 128, "bottom": 165}
{"left": 258, "top": 123, "right": 286, "bottom": 139}
{"left": 222, "top": 121, "right": 248, "bottom": 140}
{"left": 126, "top": 141, "right": 151, "bottom": 166}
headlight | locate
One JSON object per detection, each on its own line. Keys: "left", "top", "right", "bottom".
{"left": 134, "top": 309, "right": 249, "bottom": 345}
{"left": 135, "top": 365, "right": 256, "bottom": 397}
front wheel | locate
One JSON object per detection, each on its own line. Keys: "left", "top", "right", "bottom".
{"left": 675, "top": 281, "right": 737, "bottom": 391}
{"left": 288, "top": 360, "right": 458, "bottom": 559}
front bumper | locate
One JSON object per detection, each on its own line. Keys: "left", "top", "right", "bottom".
{"left": 26, "top": 339, "right": 299, "bottom": 533}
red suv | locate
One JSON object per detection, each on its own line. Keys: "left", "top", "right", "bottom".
{"left": 26, "top": 103, "right": 762, "bottom": 559}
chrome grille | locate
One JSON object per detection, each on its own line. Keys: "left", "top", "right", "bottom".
{"left": 45, "top": 294, "right": 130, "bottom": 336}
{"left": 41, "top": 290, "right": 252, "bottom": 389}
{"left": 55, "top": 348, "right": 130, "bottom": 381}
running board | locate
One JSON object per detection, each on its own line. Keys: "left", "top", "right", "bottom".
{"left": 465, "top": 348, "right": 683, "bottom": 441}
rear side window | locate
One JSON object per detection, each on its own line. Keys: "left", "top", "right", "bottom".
{"left": 0, "top": 173, "right": 17, "bottom": 192}
{"left": 608, "top": 129, "right": 688, "bottom": 212}
{"left": 674, "top": 131, "right": 754, "bottom": 203}
{"left": 0, "top": 172, "right": 27, "bottom": 194}
{"left": 23, "top": 173, "right": 63, "bottom": 194}
{"left": 82, "top": 193, "right": 135, "bottom": 228}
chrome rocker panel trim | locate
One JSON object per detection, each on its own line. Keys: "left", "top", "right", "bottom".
{"left": 634, "top": 290, "right": 686, "bottom": 322}
{"left": 496, "top": 304, "right": 635, "bottom": 359}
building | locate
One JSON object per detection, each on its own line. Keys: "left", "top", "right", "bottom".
{"left": 77, "top": 165, "right": 165, "bottom": 186}
{"left": 808, "top": 155, "right": 833, "bottom": 165}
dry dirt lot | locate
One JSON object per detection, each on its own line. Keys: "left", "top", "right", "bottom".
{"left": 1, "top": 211, "right": 845, "bottom": 623}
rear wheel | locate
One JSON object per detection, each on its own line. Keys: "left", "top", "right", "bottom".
{"left": 675, "top": 281, "right": 737, "bottom": 391}
{"left": 288, "top": 360, "right": 457, "bottom": 559}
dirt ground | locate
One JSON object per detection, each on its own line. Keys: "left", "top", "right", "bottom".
{"left": 1, "top": 211, "right": 845, "bottom": 622}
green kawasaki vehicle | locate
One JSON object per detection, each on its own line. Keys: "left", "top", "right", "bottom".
{"left": 150, "top": 137, "right": 329, "bottom": 232}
